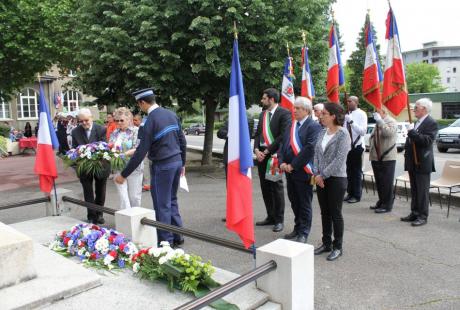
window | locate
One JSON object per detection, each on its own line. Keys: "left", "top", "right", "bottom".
{"left": 0, "top": 97, "right": 10, "bottom": 119}
{"left": 423, "top": 50, "right": 429, "bottom": 57}
{"left": 17, "top": 88, "right": 38, "bottom": 119}
{"left": 447, "top": 77, "right": 451, "bottom": 83}
{"left": 454, "top": 67, "right": 457, "bottom": 73}
{"left": 63, "top": 90, "right": 82, "bottom": 111}
{"left": 442, "top": 102, "right": 460, "bottom": 118}
{"left": 432, "top": 49, "right": 439, "bottom": 56}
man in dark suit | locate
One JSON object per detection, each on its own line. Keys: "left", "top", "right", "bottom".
{"left": 279, "top": 97, "right": 322, "bottom": 243}
{"left": 115, "top": 88, "right": 187, "bottom": 247}
{"left": 71, "top": 108, "right": 107, "bottom": 224}
{"left": 401, "top": 98, "right": 438, "bottom": 227}
{"left": 254, "top": 88, "right": 292, "bottom": 232}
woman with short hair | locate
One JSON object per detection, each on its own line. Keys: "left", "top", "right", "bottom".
{"left": 110, "top": 107, "right": 144, "bottom": 209}
{"left": 313, "top": 103, "right": 351, "bottom": 261}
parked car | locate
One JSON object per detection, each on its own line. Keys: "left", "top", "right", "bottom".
{"left": 183, "top": 123, "right": 206, "bottom": 135}
{"left": 436, "top": 118, "right": 460, "bottom": 152}
{"left": 365, "top": 122, "right": 409, "bottom": 152}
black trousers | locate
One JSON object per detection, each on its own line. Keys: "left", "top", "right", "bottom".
{"left": 408, "top": 171, "right": 430, "bottom": 220}
{"left": 316, "top": 177, "right": 347, "bottom": 250}
{"left": 346, "top": 145, "right": 364, "bottom": 200}
{"left": 371, "top": 160, "right": 396, "bottom": 211}
{"left": 286, "top": 174, "right": 313, "bottom": 236}
{"left": 257, "top": 157, "right": 285, "bottom": 224}
{"left": 80, "top": 175, "right": 107, "bottom": 221}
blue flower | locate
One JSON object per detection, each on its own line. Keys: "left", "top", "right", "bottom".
{"left": 118, "top": 259, "right": 125, "bottom": 268}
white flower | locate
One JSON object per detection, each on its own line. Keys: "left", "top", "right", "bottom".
{"left": 160, "top": 241, "right": 170, "bottom": 247}
{"left": 114, "top": 153, "right": 119, "bottom": 158}
{"left": 174, "top": 249, "right": 185, "bottom": 256}
{"left": 77, "top": 248, "right": 86, "bottom": 256}
{"left": 103, "top": 254, "right": 114, "bottom": 265}
{"left": 82, "top": 227, "right": 91, "bottom": 236}
{"left": 67, "top": 239, "right": 74, "bottom": 247}
{"left": 103, "top": 152, "right": 111, "bottom": 161}
{"left": 151, "top": 248, "right": 162, "bottom": 258}
{"left": 133, "top": 262, "right": 140, "bottom": 273}
{"left": 85, "top": 251, "right": 91, "bottom": 258}
{"left": 48, "top": 241, "right": 58, "bottom": 250}
{"left": 183, "top": 254, "right": 190, "bottom": 261}
{"left": 95, "top": 238, "right": 109, "bottom": 252}
{"left": 158, "top": 256, "right": 168, "bottom": 265}
{"left": 80, "top": 153, "right": 85, "bottom": 158}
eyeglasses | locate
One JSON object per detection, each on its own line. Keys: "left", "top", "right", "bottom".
{"left": 80, "top": 119, "right": 91, "bottom": 123}
{"left": 114, "top": 119, "right": 125, "bottom": 123}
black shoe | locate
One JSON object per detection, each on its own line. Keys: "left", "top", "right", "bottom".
{"left": 314, "top": 244, "right": 332, "bottom": 255}
{"left": 343, "top": 195, "right": 352, "bottom": 202}
{"left": 173, "top": 238, "right": 184, "bottom": 247}
{"left": 96, "top": 217, "right": 105, "bottom": 225}
{"left": 369, "top": 205, "right": 378, "bottom": 210}
{"left": 375, "top": 208, "right": 391, "bottom": 214}
{"left": 400, "top": 214, "right": 417, "bottom": 222}
{"left": 347, "top": 197, "right": 360, "bottom": 204}
{"left": 272, "top": 223, "right": 284, "bottom": 232}
{"left": 221, "top": 218, "right": 226, "bottom": 222}
{"left": 256, "top": 218, "right": 275, "bottom": 226}
{"left": 411, "top": 218, "right": 427, "bottom": 227}
{"left": 295, "top": 234, "right": 308, "bottom": 243}
{"left": 284, "top": 230, "right": 298, "bottom": 240}
{"left": 327, "top": 249, "right": 342, "bottom": 261}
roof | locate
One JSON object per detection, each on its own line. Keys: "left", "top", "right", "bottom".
{"left": 409, "top": 92, "right": 460, "bottom": 103}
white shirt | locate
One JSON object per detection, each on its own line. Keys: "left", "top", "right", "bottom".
{"left": 344, "top": 108, "right": 367, "bottom": 146}
{"left": 414, "top": 114, "right": 428, "bottom": 130}
{"left": 147, "top": 103, "right": 159, "bottom": 114}
{"left": 321, "top": 132, "right": 335, "bottom": 151}
{"left": 86, "top": 125, "right": 93, "bottom": 139}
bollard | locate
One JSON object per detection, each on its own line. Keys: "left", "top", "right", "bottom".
{"left": 115, "top": 207, "right": 157, "bottom": 248}
{"left": 46, "top": 188, "right": 73, "bottom": 216}
{"left": 256, "top": 239, "right": 314, "bottom": 310}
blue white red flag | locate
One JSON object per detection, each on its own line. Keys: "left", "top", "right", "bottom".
{"left": 280, "top": 56, "right": 295, "bottom": 119}
{"left": 383, "top": 7, "right": 407, "bottom": 116}
{"left": 34, "top": 84, "right": 59, "bottom": 193}
{"left": 362, "top": 15, "right": 383, "bottom": 109}
{"left": 326, "top": 24, "right": 345, "bottom": 104}
{"left": 226, "top": 39, "right": 254, "bottom": 249}
{"left": 301, "top": 46, "right": 315, "bottom": 101}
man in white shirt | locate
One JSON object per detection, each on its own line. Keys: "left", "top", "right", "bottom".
{"left": 343, "top": 96, "right": 368, "bottom": 203}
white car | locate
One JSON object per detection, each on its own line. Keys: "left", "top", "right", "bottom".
{"left": 436, "top": 118, "right": 460, "bottom": 152}
{"left": 365, "top": 122, "right": 409, "bottom": 152}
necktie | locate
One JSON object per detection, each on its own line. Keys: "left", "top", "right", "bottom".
{"left": 268, "top": 112, "right": 272, "bottom": 122}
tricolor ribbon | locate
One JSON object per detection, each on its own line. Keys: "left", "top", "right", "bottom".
{"left": 289, "top": 121, "right": 314, "bottom": 175}
{"left": 262, "top": 110, "right": 282, "bottom": 179}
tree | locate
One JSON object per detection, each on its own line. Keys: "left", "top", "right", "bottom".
{"left": 0, "top": 0, "right": 75, "bottom": 99}
{"left": 346, "top": 15, "right": 382, "bottom": 112}
{"left": 67, "top": 0, "right": 333, "bottom": 165}
{"left": 406, "top": 63, "right": 444, "bottom": 94}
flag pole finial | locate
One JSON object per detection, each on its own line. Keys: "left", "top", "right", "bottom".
{"left": 286, "top": 42, "right": 290, "bottom": 57}
{"left": 301, "top": 31, "right": 306, "bottom": 46}
{"left": 233, "top": 21, "right": 238, "bottom": 40}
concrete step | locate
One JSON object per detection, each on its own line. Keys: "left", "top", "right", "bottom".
{"left": 10, "top": 216, "right": 278, "bottom": 310}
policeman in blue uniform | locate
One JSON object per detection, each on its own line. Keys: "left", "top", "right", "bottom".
{"left": 115, "top": 88, "right": 186, "bottom": 246}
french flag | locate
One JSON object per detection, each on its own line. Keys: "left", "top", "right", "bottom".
{"left": 362, "top": 15, "right": 383, "bottom": 109}
{"left": 280, "top": 56, "right": 296, "bottom": 119}
{"left": 34, "top": 84, "right": 60, "bottom": 193}
{"left": 383, "top": 7, "right": 407, "bottom": 116}
{"left": 301, "top": 46, "right": 315, "bottom": 101}
{"left": 226, "top": 39, "right": 255, "bottom": 249}
{"left": 326, "top": 24, "right": 345, "bottom": 104}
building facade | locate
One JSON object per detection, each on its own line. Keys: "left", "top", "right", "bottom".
{"left": 403, "top": 41, "right": 460, "bottom": 92}
{"left": 0, "top": 66, "right": 98, "bottom": 131}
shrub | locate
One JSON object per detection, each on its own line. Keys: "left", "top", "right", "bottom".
{"left": 0, "top": 124, "right": 10, "bottom": 138}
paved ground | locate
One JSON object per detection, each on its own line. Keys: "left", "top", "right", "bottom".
{"left": 1, "top": 153, "right": 460, "bottom": 309}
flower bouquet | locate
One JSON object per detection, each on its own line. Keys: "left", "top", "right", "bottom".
{"left": 49, "top": 223, "right": 138, "bottom": 270}
{"left": 132, "top": 242, "right": 238, "bottom": 310}
{"left": 64, "top": 141, "right": 126, "bottom": 178}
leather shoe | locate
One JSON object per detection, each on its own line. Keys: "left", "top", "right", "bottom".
{"left": 347, "top": 197, "right": 360, "bottom": 203}
{"left": 369, "top": 205, "right": 378, "bottom": 210}
{"left": 411, "top": 218, "right": 427, "bottom": 227}
{"left": 343, "top": 195, "right": 352, "bottom": 202}
{"left": 284, "top": 230, "right": 298, "bottom": 240}
{"left": 295, "top": 235, "right": 308, "bottom": 243}
{"left": 256, "top": 218, "right": 275, "bottom": 226}
{"left": 400, "top": 214, "right": 417, "bottom": 222}
{"left": 96, "top": 217, "right": 105, "bottom": 225}
{"left": 173, "top": 238, "right": 184, "bottom": 247}
{"left": 314, "top": 244, "right": 332, "bottom": 255}
{"left": 272, "top": 223, "right": 284, "bottom": 232}
{"left": 327, "top": 249, "right": 343, "bottom": 261}
{"left": 375, "top": 208, "right": 391, "bottom": 214}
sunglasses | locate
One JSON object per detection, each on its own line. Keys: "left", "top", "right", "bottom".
{"left": 114, "top": 119, "right": 125, "bottom": 123}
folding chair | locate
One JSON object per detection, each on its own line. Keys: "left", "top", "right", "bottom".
{"left": 362, "top": 169, "right": 375, "bottom": 195}
{"left": 394, "top": 172, "right": 434, "bottom": 206}
{"left": 429, "top": 160, "right": 460, "bottom": 218}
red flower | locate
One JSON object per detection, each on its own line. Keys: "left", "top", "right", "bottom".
{"left": 61, "top": 230, "right": 67, "bottom": 238}
{"left": 90, "top": 253, "right": 97, "bottom": 260}
{"left": 108, "top": 235, "right": 115, "bottom": 243}
{"left": 109, "top": 251, "right": 118, "bottom": 259}
{"left": 119, "top": 243, "right": 126, "bottom": 251}
{"left": 78, "top": 240, "right": 85, "bottom": 248}
{"left": 63, "top": 237, "right": 70, "bottom": 246}
{"left": 91, "top": 225, "right": 100, "bottom": 230}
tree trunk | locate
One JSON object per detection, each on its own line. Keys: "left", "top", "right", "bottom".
{"left": 201, "top": 97, "right": 217, "bottom": 165}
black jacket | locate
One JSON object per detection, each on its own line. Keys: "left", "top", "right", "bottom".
{"left": 404, "top": 115, "right": 438, "bottom": 174}
{"left": 71, "top": 123, "right": 107, "bottom": 148}
{"left": 254, "top": 106, "right": 292, "bottom": 155}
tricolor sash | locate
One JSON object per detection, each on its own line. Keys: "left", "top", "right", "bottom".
{"left": 290, "top": 121, "right": 313, "bottom": 175}
{"left": 262, "top": 110, "right": 282, "bottom": 181}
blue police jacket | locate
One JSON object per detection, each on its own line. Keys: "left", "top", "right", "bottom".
{"left": 121, "top": 107, "right": 186, "bottom": 178}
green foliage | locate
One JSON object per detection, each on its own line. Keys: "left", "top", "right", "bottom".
{"left": 0, "top": 124, "right": 10, "bottom": 137}
{"left": 346, "top": 15, "right": 382, "bottom": 112}
{"left": 406, "top": 63, "right": 444, "bottom": 94}
{"left": 0, "top": 136, "right": 7, "bottom": 156}
{"left": 0, "top": 0, "right": 76, "bottom": 98}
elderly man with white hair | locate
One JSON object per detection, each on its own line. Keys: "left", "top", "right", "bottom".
{"left": 71, "top": 108, "right": 108, "bottom": 224}
{"left": 401, "top": 98, "right": 438, "bottom": 227}
{"left": 278, "top": 96, "right": 322, "bottom": 243}
{"left": 313, "top": 103, "right": 324, "bottom": 124}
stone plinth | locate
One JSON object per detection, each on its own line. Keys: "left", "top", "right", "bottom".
{"left": 256, "top": 239, "right": 314, "bottom": 310}
{"left": 115, "top": 207, "right": 157, "bottom": 248}
{"left": 0, "top": 222, "right": 37, "bottom": 289}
